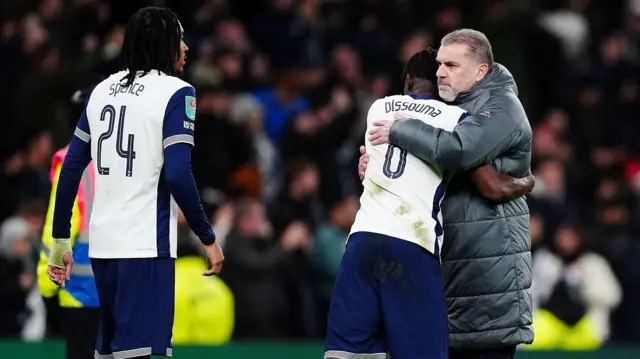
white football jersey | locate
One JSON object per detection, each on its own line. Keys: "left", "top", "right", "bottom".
{"left": 79, "top": 70, "right": 197, "bottom": 259}
{"left": 350, "top": 94, "right": 467, "bottom": 255}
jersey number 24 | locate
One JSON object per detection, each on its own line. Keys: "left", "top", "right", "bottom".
{"left": 97, "top": 105, "right": 136, "bottom": 177}
{"left": 383, "top": 145, "right": 407, "bottom": 179}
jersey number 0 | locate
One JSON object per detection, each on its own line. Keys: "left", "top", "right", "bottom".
{"left": 97, "top": 105, "right": 136, "bottom": 177}
{"left": 383, "top": 145, "right": 407, "bottom": 179}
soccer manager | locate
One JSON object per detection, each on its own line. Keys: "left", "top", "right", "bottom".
{"left": 365, "top": 29, "right": 533, "bottom": 359}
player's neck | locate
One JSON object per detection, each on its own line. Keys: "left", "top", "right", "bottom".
{"left": 408, "top": 82, "right": 433, "bottom": 99}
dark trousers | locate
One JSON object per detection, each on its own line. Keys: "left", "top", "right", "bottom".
{"left": 449, "top": 346, "right": 517, "bottom": 359}
{"left": 60, "top": 307, "right": 100, "bottom": 359}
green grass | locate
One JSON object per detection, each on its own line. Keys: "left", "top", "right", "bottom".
{"left": 1, "top": 340, "right": 639, "bottom": 359}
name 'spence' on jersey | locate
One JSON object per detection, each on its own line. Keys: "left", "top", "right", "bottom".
{"left": 82, "top": 71, "right": 197, "bottom": 259}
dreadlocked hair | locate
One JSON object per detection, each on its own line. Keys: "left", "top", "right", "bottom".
{"left": 120, "top": 7, "right": 181, "bottom": 87}
{"left": 401, "top": 48, "right": 438, "bottom": 84}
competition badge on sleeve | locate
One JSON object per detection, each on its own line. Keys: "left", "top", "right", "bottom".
{"left": 185, "top": 96, "right": 196, "bottom": 121}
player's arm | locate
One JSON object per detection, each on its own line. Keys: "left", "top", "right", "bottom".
{"left": 51, "top": 100, "right": 93, "bottom": 269}
{"left": 38, "top": 162, "right": 81, "bottom": 291}
{"left": 163, "top": 86, "right": 216, "bottom": 246}
{"left": 389, "top": 101, "right": 525, "bottom": 171}
{"left": 470, "top": 165, "right": 535, "bottom": 202}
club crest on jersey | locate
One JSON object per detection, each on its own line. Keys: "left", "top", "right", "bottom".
{"left": 185, "top": 96, "right": 196, "bottom": 121}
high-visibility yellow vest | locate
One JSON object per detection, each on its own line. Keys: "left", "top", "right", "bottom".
{"left": 523, "top": 309, "right": 602, "bottom": 351}
{"left": 173, "top": 257, "right": 234, "bottom": 345}
{"left": 37, "top": 146, "right": 98, "bottom": 308}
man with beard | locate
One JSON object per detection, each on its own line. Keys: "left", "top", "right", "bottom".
{"left": 364, "top": 29, "right": 534, "bottom": 359}
{"left": 330, "top": 48, "right": 533, "bottom": 359}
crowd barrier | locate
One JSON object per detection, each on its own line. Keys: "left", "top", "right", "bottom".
{"left": 0, "top": 341, "right": 639, "bottom": 359}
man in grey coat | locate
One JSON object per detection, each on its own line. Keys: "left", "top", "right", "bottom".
{"left": 361, "top": 29, "right": 534, "bottom": 359}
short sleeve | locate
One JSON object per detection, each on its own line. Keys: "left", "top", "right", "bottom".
{"left": 163, "top": 86, "right": 197, "bottom": 149}
{"left": 73, "top": 92, "right": 93, "bottom": 143}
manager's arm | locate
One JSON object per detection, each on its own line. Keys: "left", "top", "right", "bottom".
{"left": 390, "top": 102, "right": 522, "bottom": 171}
{"left": 163, "top": 86, "right": 216, "bottom": 246}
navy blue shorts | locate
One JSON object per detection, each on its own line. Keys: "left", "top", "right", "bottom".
{"left": 325, "top": 232, "right": 448, "bottom": 359}
{"left": 91, "top": 258, "right": 175, "bottom": 359}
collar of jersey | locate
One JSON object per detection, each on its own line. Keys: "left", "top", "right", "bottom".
{"left": 129, "top": 70, "right": 168, "bottom": 76}
{"left": 408, "top": 93, "right": 433, "bottom": 100}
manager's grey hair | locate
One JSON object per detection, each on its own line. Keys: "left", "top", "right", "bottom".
{"left": 441, "top": 29, "right": 494, "bottom": 67}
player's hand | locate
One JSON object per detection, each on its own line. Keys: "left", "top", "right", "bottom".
{"left": 202, "top": 242, "right": 224, "bottom": 276}
{"left": 358, "top": 146, "right": 369, "bottom": 182}
{"left": 47, "top": 253, "right": 73, "bottom": 288}
{"left": 368, "top": 119, "right": 393, "bottom": 145}
{"left": 524, "top": 170, "right": 536, "bottom": 193}
{"left": 48, "top": 239, "right": 73, "bottom": 288}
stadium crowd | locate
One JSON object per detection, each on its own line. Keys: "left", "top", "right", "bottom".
{"left": 1, "top": 0, "right": 640, "bottom": 348}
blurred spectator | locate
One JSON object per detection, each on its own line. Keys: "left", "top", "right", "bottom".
{"left": 530, "top": 212, "right": 551, "bottom": 312}
{"left": 191, "top": 86, "right": 254, "bottom": 205}
{"left": 311, "top": 195, "right": 358, "bottom": 294}
{"left": 229, "top": 94, "right": 280, "bottom": 200}
{"left": 0, "top": 217, "right": 36, "bottom": 337}
{"left": 538, "top": 1, "right": 590, "bottom": 59}
{"left": 534, "top": 108, "right": 573, "bottom": 161}
{"left": 22, "top": 132, "right": 54, "bottom": 200}
{"left": 529, "top": 225, "right": 621, "bottom": 350}
{"left": 219, "top": 198, "right": 310, "bottom": 339}
{"left": 0, "top": 152, "right": 29, "bottom": 221}
{"left": 267, "top": 159, "right": 324, "bottom": 236}
{"left": 0, "top": 143, "right": 51, "bottom": 223}
{"left": 0, "top": 0, "right": 640, "bottom": 346}
{"left": 254, "top": 69, "right": 310, "bottom": 145}
{"left": 311, "top": 194, "right": 359, "bottom": 328}
{"left": 4, "top": 200, "right": 46, "bottom": 266}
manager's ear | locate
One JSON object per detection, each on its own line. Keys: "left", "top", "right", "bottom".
{"left": 475, "top": 63, "right": 489, "bottom": 82}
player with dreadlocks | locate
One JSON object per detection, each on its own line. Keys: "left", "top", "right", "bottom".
{"left": 324, "top": 49, "right": 534, "bottom": 359}
{"left": 49, "top": 7, "right": 224, "bottom": 359}
{"left": 120, "top": 7, "right": 184, "bottom": 86}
